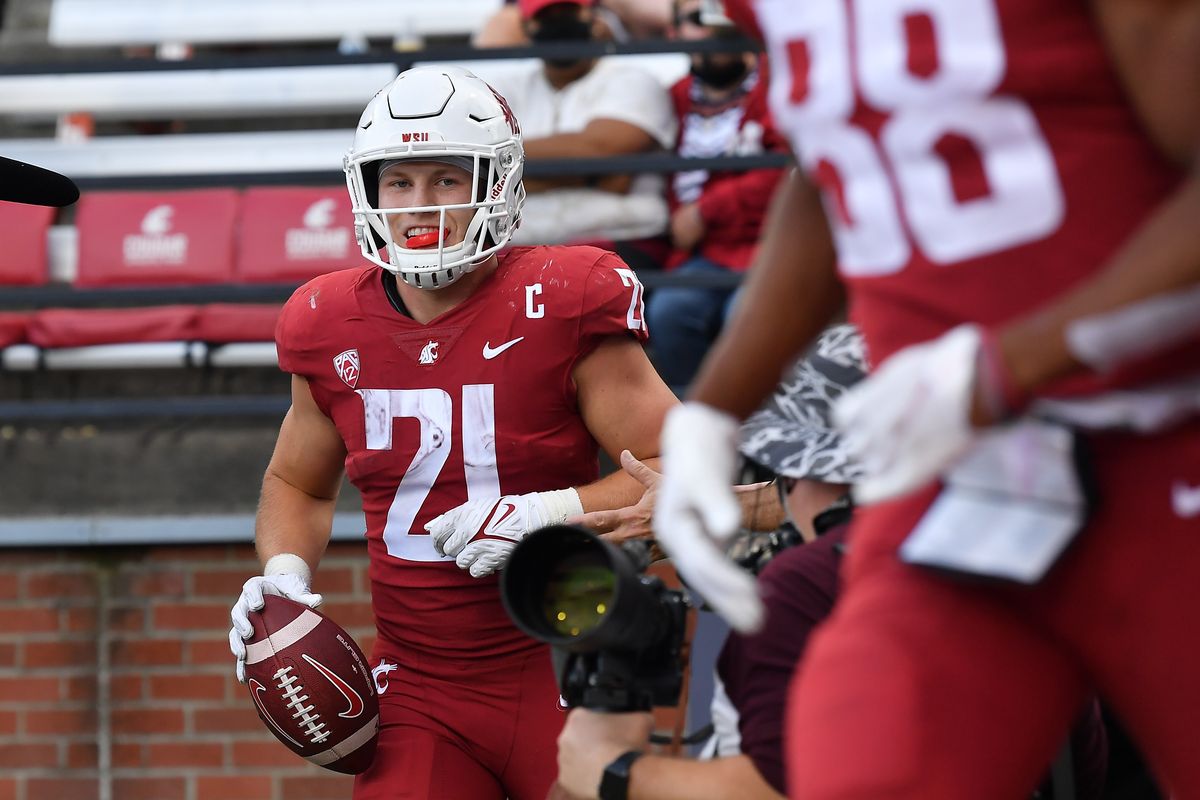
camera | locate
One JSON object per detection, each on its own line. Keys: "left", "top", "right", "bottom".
{"left": 500, "top": 524, "right": 689, "bottom": 712}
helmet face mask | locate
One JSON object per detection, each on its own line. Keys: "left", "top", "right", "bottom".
{"left": 344, "top": 67, "right": 526, "bottom": 289}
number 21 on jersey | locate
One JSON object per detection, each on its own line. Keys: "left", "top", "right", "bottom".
{"left": 357, "top": 386, "right": 499, "bottom": 562}
{"left": 763, "top": 0, "right": 1065, "bottom": 275}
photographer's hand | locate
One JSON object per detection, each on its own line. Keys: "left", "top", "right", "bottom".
{"left": 557, "top": 708, "right": 653, "bottom": 800}
{"left": 567, "top": 450, "right": 658, "bottom": 545}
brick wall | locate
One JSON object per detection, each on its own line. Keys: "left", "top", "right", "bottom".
{"left": 0, "top": 540, "right": 373, "bottom": 800}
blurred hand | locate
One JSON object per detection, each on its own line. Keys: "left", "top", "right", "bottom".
{"left": 834, "top": 324, "right": 984, "bottom": 505}
{"left": 653, "top": 402, "right": 764, "bottom": 633}
{"left": 557, "top": 708, "right": 654, "bottom": 800}
{"left": 670, "top": 202, "right": 706, "bottom": 251}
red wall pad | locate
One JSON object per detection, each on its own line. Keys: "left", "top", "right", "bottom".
{"left": 0, "top": 203, "right": 55, "bottom": 286}
{"left": 75, "top": 190, "right": 239, "bottom": 287}
{"left": 194, "top": 304, "right": 282, "bottom": 343}
{"left": 28, "top": 306, "right": 199, "bottom": 348}
{"left": 236, "top": 187, "right": 356, "bottom": 283}
{"left": 0, "top": 312, "right": 32, "bottom": 347}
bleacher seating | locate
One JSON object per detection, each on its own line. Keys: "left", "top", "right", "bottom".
{"left": 48, "top": 0, "right": 506, "bottom": 47}
{"left": 0, "top": 1, "right": 768, "bottom": 414}
{"left": 1, "top": 129, "right": 353, "bottom": 180}
{"left": 0, "top": 63, "right": 400, "bottom": 120}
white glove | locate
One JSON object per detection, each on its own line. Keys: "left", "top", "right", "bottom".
{"left": 425, "top": 488, "right": 583, "bottom": 578}
{"left": 833, "top": 324, "right": 983, "bottom": 505}
{"left": 653, "top": 402, "right": 764, "bottom": 634}
{"left": 228, "top": 554, "right": 323, "bottom": 683}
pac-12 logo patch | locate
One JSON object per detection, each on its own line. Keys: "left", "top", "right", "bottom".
{"left": 333, "top": 349, "right": 360, "bottom": 388}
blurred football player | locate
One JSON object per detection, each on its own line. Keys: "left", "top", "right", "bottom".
{"left": 227, "top": 66, "right": 677, "bottom": 800}
{"left": 652, "top": 0, "right": 1200, "bottom": 797}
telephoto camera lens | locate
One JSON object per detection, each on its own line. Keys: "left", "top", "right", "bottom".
{"left": 541, "top": 549, "right": 615, "bottom": 638}
{"left": 501, "top": 524, "right": 671, "bottom": 653}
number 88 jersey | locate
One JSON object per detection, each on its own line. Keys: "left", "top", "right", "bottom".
{"left": 734, "top": 0, "right": 1185, "bottom": 390}
{"left": 275, "top": 245, "right": 647, "bottom": 661}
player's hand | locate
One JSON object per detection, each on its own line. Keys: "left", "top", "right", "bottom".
{"left": 557, "top": 708, "right": 654, "bottom": 800}
{"left": 567, "top": 450, "right": 658, "bottom": 546}
{"left": 833, "top": 323, "right": 987, "bottom": 505}
{"left": 426, "top": 488, "right": 583, "bottom": 578}
{"left": 229, "top": 569, "right": 323, "bottom": 683}
{"left": 653, "top": 402, "right": 764, "bottom": 634}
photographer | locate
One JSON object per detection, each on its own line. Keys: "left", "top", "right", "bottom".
{"left": 556, "top": 325, "right": 863, "bottom": 800}
{"left": 556, "top": 325, "right": 1108, "bottom": 800}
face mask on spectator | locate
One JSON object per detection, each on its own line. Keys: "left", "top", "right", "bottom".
{"left": 690, "top": 53, "right": 749, "bottom": 88}
{"left": 530, "top": 8, "right": 594, "bottom": 67}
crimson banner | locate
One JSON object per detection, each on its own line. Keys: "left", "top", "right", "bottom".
{"left": 237, "top": 187, "right": 356, "bottom": 283}
{"left": 0, "top": 202, "right": 55, "bottom": 286}
{"left": 75, "top": 189, "right": 238, "bottom": 287}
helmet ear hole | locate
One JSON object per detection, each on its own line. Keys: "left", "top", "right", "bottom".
{"left": 362, "top": 161, "right": 381, "bottom": 209}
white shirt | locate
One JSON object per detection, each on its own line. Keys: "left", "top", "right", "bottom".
{"left": 486, "top": 59, "right": 676, "bottom": 244}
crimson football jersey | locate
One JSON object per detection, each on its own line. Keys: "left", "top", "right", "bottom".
{"left": 730, "top": 0, "right": 1193, "bottom": 394}
{"left": 276, "top": 245, "right": 648, "bottom": 662}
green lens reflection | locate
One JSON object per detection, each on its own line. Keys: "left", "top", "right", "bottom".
{"left": 542, "top": 552, "right": 615, "bottom": 638}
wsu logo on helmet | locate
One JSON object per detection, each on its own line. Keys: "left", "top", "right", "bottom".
{"left": 333, "top": 349, "right": 360, "bottom": 388}
{"left": 485, "top": 83, "right": 521, "bottom": 136}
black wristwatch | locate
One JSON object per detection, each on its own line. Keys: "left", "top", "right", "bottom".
{"left": 599, "top": 750, "right": 644, "bottom": 800}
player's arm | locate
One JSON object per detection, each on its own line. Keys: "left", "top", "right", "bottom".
{"left": 572, "top": 335, "right": 679, "bottom": 512}
{"left": 689, "top": 169, "right": 844, "bottom": 419}
{"left": 255, "top": 374, "right": 347, "bottom": 570}
{"left": 230, "top": 374, "right": 346, "bottom": 680}
{"left": 651, "top": 169, "right": 842, "bottom": 633}
{"left": 993, "top": 0, "right": 1200, "bottom": 397}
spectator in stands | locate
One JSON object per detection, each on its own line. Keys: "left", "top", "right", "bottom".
{"left": 646, "top": 0, "right": 785, "bottom": 390}
{"left": 559, "top": 324, "right": 1109, "bottom": 800}
{"left": 474, "top": 0, "right": 672, "bottom": 47}
{"left": 227, "top": 66, "right": 678, "bottom": 800}
{"left": 482, "top": 0, "right": 676, "bottom": 246}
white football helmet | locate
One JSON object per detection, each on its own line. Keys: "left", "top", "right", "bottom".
{"left": 344, "top": 66, "right": 525, "bottom": 289}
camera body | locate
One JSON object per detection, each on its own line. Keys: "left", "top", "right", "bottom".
{"left": 501, "top": 525, "right": 690, "bottom": 712}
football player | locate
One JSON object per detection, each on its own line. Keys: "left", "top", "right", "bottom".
{"left": 653, "top": 0, "right": 1200, "bottom": 797}
{"left": 228, "top": 66, "right": 677, "bottom": 800}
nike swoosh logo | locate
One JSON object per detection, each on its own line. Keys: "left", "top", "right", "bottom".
{"left": 482, "top": 337, "right": 524, "bottom": 360}
{"left": 249, "top": 679, "right": 304, "bottom": 747}
{"left": 303, "top": 653, "right": 365, "bottom": 719}
{"left": 489, "top": 502, "right": 518, "bottom": 531}
{"left": 1172, "top": 481, "right": 1200, "bottom": 519}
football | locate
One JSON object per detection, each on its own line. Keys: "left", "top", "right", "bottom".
{"left": 243, "top": 595, "right": 379, "bottom": 774}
